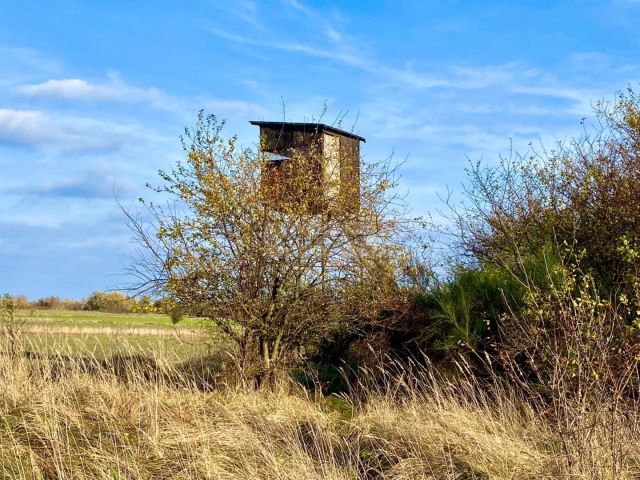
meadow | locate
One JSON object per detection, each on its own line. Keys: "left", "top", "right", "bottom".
{"left": 14, "top": 309, "right": 214, "bottom": 360}
{"left": 17, "top": 308, "right": 203, "bottom": 328}
{"left": 0, "top": 309, "right": 637, "bottom": 479}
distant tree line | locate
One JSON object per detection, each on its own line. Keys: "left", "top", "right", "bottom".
{"left": 2, "top": 292, "right": 178, "bottom": 315}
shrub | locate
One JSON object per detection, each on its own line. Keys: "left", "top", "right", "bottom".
{"left": 132, "top": 295, "right": 156, "bottom": 314}
{"left": 32, "top": 296, "right": 85, "bottom": 310}
{"left": 452, "top": 87, "right": 640, "bottom": 322}
{"left": 497, "top": 262, "right": 640, "bottom": 476}
{"left": 0, "top": 293, "right": 25, "bottom": 357}
{"left": 169, "top": 307, "right": 185, "bottom": 324}
{"left": 85, "top": 291, "right": 136, "bottom": 313}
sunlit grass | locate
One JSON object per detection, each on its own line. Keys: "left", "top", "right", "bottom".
{"left": 13, "top": 309, "right": 218, "bottom": 360}
{"left": 0, "top": 339, "right": 637, "bottom": 479}
{"left": 1, "top": 311, "right": 639, "bottom": 478}
{"left": 16, "top": 308, "right": 204, "bottom": 328}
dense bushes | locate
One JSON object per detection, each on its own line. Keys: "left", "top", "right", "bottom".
{"left": 439, "top": 89, "right": 640, "bottom": 388}
{"left": 453, "top": 89, "right": 640, "bottom": 310}
{"left": 84, "top": 291, "right": 136, "bottom": 313}
{"left": 32, "top": 295, "right": 85, "bottom": 310}
{"left": 317, "top": 89, "right": 640, "bottom": 391}
{"left": 391, "top": 88, "right": 640, "bottom": 365}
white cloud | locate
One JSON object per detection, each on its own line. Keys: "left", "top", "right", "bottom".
{"left": 14, "top": 75, "right": 169, "bottom": 105}
{"left": 511, "top": 86, "right": 599, "bottom": 115}
{"left": 16, "top": 78, "right": 136, "bottom": 101}
{"left": 0, "top": 108, "right": 132, "bottom": 153}
{"left": 205, "top": 16, "right": 592, "bottom": 99}
{"left": 13, "top": 75, "right": 269, "bottom": 123}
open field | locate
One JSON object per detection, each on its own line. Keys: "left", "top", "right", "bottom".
{"left": 16, "top": 309, "right": 204, "bottom": 329}
{"left": 20, "top": 333, "right": 215, "bottom": 360}
{"left": 14, "top": 309, "right": 219, "bottom": 360}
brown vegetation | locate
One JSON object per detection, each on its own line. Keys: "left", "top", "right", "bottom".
{"left": 2, "top": 342, "right": 638, "bottom": 479}
{"left": 126, "top": 112, "right": 417, "bottom": 382}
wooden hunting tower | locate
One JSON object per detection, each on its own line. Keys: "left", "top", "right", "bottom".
{"left": 250, "top": 121, "right": 365, "bottom": 214}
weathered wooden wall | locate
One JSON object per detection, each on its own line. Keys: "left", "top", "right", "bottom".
{"left": 257, "top": 123, "right": 362, "bottom": 214}
{"left": 338, "top": 135, "right": 360, "bottom": 213}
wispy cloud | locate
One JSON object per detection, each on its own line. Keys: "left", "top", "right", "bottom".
{"left": 13, "top": 74, "right": 268, "bottom": 121}
{"left": 511, "top": 86, "right": 599, "bottom": 114}
{"left": 14, "top": 76, "right": 163, "bottom": 103}
{"left": 16, "top": 171, "right": 131, "bottom": 200}
{"left": 0, "top": 44, "right": 64, "bottom": 88}
{"left": 203, "top": 2, "right": 605, "bottom": 109}
{"left": 206, "top": 0, "right": 262, "bottom": 29}
{"left": 0, "top": 108, "right": 132, "bottom": 153}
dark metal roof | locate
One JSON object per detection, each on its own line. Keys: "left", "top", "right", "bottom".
{"left": 250, "top": 121, "right": 366, "bottom": 143}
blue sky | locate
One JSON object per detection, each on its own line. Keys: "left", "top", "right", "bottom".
{"left": 1, "top": 0, "right": 640, "bottom": 299}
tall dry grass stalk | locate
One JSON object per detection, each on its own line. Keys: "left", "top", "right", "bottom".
{"left": 0, "top": 338, "right": 638, "bottom": 479}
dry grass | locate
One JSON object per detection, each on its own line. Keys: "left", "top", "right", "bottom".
{"left": 0, "top": 344, "right": 638, "bottom": 479}
{"left": 22, "top": 324, "right": 200, "bottom": 338}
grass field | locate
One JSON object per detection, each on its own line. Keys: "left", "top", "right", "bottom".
{"left": 1, "top": 310, "right": 638, "bottom": 478}
{"left": 17, "top": 308, "right": 203, "bottom": 328}
{"left": 14, "top": 309, "right": 219, "bottom": 360}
